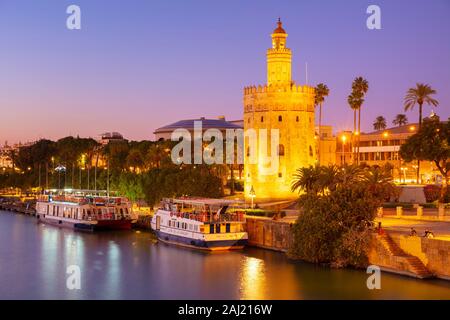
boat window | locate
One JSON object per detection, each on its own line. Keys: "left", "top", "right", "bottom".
{"left": 226, "top": 223, "right": 231, "bottom": 233}
{"left": 216, "top": 224, "right": 221, "bottom": 233}
{"left": 120, "top": 208, "right": 123, "bottom": 215}
{"left": 209, "top": 224, "right": 215, "bottom": 234}
{"left": 46, "top": 205, "right": 49, "bottom": 214}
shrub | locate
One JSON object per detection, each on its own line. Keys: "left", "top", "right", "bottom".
{"left": 288, "top": 182, "right": 386, "bottom": 268}
{"left": 423, "top": 185, "right": 441, "bottom": 203}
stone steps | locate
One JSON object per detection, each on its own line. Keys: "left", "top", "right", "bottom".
{"left": 378, "top": 234, "right": 433, "bottom": 279}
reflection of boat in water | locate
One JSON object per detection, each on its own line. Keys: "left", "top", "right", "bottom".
{"left": 151, "top": 198, "right": 248, "bottom": 251}
{"left": 35, "top": 190, "right": 137, "bottom": 231}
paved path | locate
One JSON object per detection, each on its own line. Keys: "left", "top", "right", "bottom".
{"left": 377, "top": 217, "right": 450, "bottom": 241}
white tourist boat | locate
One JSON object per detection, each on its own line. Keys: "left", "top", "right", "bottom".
{"left": 35, "top": 190, "right": 137, "bottom": 231}
{"left": 151, "top": 198, "right": 248, "bottom": 251}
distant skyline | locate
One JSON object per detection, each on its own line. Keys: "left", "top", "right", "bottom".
{"left": 0, "top": 0, "right": 449, "bottom": 144}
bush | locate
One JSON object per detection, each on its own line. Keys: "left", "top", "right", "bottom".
{"left": 243, "top": 209, "right": 282, "bottom": 218}
{"left": 288, "top": 182, "right": 385, "bottom": 268}
{"left": 423, "top": 185, "right": 441, "bottom": 203}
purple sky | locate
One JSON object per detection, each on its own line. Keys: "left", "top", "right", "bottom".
{"left": 0, "top": 0, "right": 449, "bottom": 144}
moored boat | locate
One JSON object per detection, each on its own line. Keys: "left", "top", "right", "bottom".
{"left": 151, "top": 197, "right": 248, "bottom": 251}
{"left": 35, "top": 190, "right": 137, "bottom": 231}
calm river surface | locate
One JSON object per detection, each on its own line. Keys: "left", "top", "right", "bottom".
{"left": 0, "top": 210, "right": 449, "bottom": 299}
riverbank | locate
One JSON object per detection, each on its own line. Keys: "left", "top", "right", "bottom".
{"left": 245, "top": 216, "right": 450, "bottom": 281}
{"left": 1, "top": 209, "right": 450, "bottom": 299}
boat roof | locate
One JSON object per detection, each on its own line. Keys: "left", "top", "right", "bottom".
{"left": 44, "top": 189, "right": 121, "bottom": 197}
{"left": 165, "top": 197, "right": 241, "bottom": 207}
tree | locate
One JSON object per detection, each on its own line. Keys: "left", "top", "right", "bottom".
{"left": 126, "top": 149, "right": 145, "bottom": 172}
{"left": 347, "top": 92, "right": 360, "bottom": 160}
{"left": 404, "top": 83, "right": 439, "bottom": 128}
{"left": 291, "top": 165, "right": 324, "bottom": 195}
{"left": 392, "top": 114, "right": 408, "bottom": 127}
{"left": 314, "top": 83, "right": 330, "bottom": 165}
{"left": 404, "top": 83, "right": 439, "bottom": 184}
{"left": 348, "top": 77, "right": 369, "bottom": 163}
{"left": 400, "top": 116, "right": 450, "bottom": 202}
{"left": 289, "top": 175, "right": 393, "bottom": 267}
{"left": 373, "top": 116, "right": 387, "bottom": 131}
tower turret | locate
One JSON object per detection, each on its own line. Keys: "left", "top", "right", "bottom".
{"left": 267, "top": 19, "right": 292, "bottom": 86}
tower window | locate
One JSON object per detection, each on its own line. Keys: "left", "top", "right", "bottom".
{"left": 277, "top": 144, "right": 285, "bottom": 156}
{"left": 261, "top": 116, "right": 264, "bottom": 122}
{"left": 296, "top": 116, "right": 299, "bottom": 122}
{"left": 309, "top": 145, "right": 313, "bottom": 157}
{"left": 278, "top": 172, "right": 282, "bottom": 178}
{"left": 278, "top": 115, "right": 282, "bottom": 122}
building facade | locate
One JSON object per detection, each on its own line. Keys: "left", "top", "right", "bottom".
{"left": 316, "top": 125, "right": 336, "bottom": 166}
{"left": 244, "top": 20, "right": 316, "bottom": 200}
{"left": 336, "top": 123, "right": 442, "bottom": 184}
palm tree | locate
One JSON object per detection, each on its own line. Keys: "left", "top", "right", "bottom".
{"left": 392, "top": 114, "right": 408, "bottom": 127}
{"left": 373, "top": 116, "right": 387, "bottom": 131}
{"left": 314, "top": 83, "right": 330, "bottom": 165}
{"left": 347, "top": 77, "right": 368, "bottom": 164}
{"left": 291, "top": 165, "right": 324, "bottom": 195}
{"left": 404, "top": 83, "right": 439, "bottom": 183}
{"left": 347, "top": 92, "right": 361, "bottom": 163}
{"left": 352, "top": 77, "right": 369, "bottom": 163}
{"left": 404, "top": 83, "right": 438, "bottom": 128}
{"left": 362, "top": 166, "right": 396, "bottom": 201}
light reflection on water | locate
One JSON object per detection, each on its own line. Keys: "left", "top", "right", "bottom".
{"left": 0, "top": 211, "right": 449, "bottom": 299}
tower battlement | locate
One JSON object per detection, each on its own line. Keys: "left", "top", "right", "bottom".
{"left": 243, "top": 84, "right": 315, "bottom": 95}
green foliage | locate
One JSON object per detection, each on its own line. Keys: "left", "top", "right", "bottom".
{"left": 142, "top": 166, "right": 223, "bottom": 206}
{"left": 373, "top": 116, "right": 387, "bottom": 131}
{"left": 0, "top": 136, "right": 224, "bottom": 205}
{"left": 400, "top": 116, "right": 450, "bottom": 202}
{"left": 392, "top": 114, "right": 408, "bottom": 127}
{"left": 289, "top": 164, "right": 395, "bottom": 268}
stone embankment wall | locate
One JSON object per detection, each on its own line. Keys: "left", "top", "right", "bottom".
{"left": 136, "top": 215, "right": 152, "bottom": 229}
{"left": 390, "top": 234, "right": 450, "bottom": 280}
{"left": 245, "top": 217, "right": 294, "bottom": 252}
{"left": 245, "top": 217, "right": 450, "bottom": 280}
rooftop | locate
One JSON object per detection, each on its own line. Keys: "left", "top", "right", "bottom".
{"left": 154, "top": 117, "right": 243, "bottom": 133}
{"left": 364, "top": 123, "right": 419, "bottom": 136}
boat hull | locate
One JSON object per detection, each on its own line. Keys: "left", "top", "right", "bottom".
{"left": 37, "top": 214, "right": 134, "bottom": 231}
{"left": 155, "top": 230, "right": 247, "bottom": 251}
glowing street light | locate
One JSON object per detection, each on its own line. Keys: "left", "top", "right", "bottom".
{"left": 341, "top": 135, "right": 347, "bottom": 165}
{"left": 249, "top": 186, "right": 256, "bottom": 209}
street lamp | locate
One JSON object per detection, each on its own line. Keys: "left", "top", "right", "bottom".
{"left": 400, "top": 167, "right": 408, "bottom": 183}
{"left": 249, "top": 186, "right": 256, "bottom": 209}
{"left": 55, "top": 165, "right": 66, "bottom": 190}
{"left": 341, "top": 135, "right": 347, "bottom": 165}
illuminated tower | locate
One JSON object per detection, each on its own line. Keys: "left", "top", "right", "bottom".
{"left": 244, "top": 19, "right": 316, "bottom": 200}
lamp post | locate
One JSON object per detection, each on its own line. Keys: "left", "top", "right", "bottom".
{"left": 341, "top": 135, "right": 347, "bottom": 165}
{"left": 249, "top": 186, "right": 256, "bottom": 209}
{"left": 55, "top": 165, "right": 66, "bottom": 190}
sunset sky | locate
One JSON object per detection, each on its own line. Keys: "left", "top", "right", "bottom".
{"left": 0, "top": 0, "right": 449, "bottom": 144}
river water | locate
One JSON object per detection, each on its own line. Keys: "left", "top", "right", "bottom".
{"left": 0, "top": 210, "right": 449, "bottom": 299}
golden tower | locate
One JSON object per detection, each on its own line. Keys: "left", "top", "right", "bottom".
{"left": 244, "top": 19, "right": 316, "bottom": 200}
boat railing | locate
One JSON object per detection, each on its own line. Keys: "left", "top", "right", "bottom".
{"left": 168, "top": 210, "right": 245, "bottom": 223}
